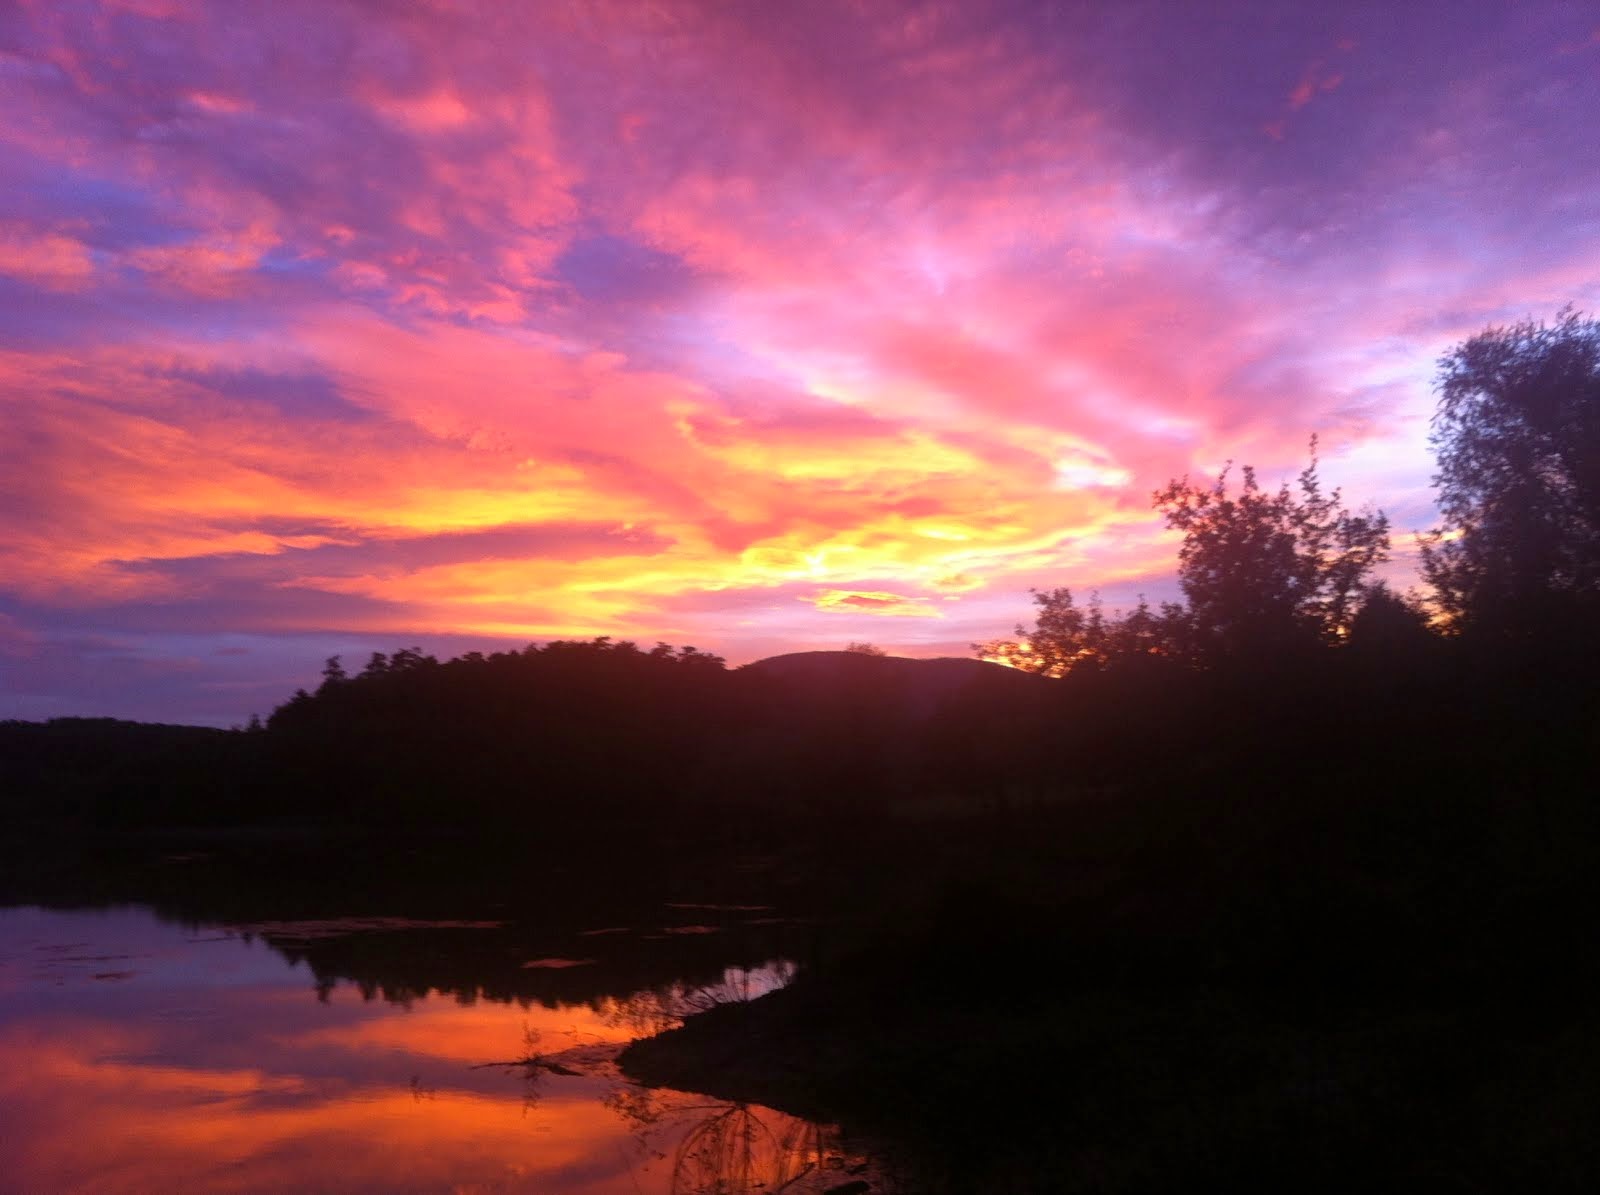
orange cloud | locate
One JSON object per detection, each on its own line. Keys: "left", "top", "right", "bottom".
{"left": 806, "top": 589, "right": 942, "bottom": 617}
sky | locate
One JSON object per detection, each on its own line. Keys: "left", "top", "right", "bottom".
{"left": 2, "top": 0, "right": 1598, "bottom": 725}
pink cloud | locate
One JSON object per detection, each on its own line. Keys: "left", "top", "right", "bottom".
{"left": 125, "top": 224, "right": 277, "bottom": 295}
{"left": 0, "top": 222, "right": 95, "bottom": 290}
{"left": 1289, "top": 67, "right": 1343, "bottom": 112}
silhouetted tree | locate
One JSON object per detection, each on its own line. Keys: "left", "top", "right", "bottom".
{"left": 318, "top": 656, "right": 347, "bottom": 693}
{"left": 975, "top": 590, "right": 1186, "bottom": 676}
{"left": 985, "top": 443, "right": 1388, "bottom": 672}
{"left": 1345, "top": 584, "right": 1433, "bottom": 656}
{"left": 1421, "top": 307, "right": 1600, "bottom": 638}
{"left": 1154, "top": 440, "right": 1389, "bottom": 659}
{"left": 258, "top": 637, "right": 746, "bottom": 830}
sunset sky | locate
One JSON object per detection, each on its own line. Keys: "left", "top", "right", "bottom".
{"left": 3, "top": 1, "right": 1598, "bottom": 724}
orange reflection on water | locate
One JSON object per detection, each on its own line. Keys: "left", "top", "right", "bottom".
{"left": 3, "top": 1011, "right": 639, "bottom": 1191}
{"left": 0, "top": 908, "right": 854, "bottom": 1194}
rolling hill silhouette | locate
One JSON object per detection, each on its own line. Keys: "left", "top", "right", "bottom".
{"left": 739, "top": 650, "right": 1045, "bottom": 720}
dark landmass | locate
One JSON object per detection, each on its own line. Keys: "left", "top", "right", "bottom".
{"left": 5, "top": 637, "right": 1597, "bottom": 1189}
{"left": 619, "top": 642, "right": 1598, "bottom": 1190}
{"left": 621, "top": 814, "right": 1600, "bottom": 1193}
{"left": 1, "top": 647, "right": 1055, "bottom": 847}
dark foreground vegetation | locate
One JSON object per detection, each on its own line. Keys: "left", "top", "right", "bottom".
{"left": 4, "top": 311, "right": 1598, "bottom": 1190}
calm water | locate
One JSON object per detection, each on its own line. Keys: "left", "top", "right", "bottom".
{"left": 0, "top": 903, "right": 871, "bottom": 1194}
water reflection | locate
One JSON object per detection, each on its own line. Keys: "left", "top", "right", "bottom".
{"left": 0, "top": 905, "right": 862, "bottom": 1194}
{"left": 609, "top": 1085, "right": 856, "bottom": 1195}
{"left": 233, "top": 901, "right": 814, "bottom": 1012}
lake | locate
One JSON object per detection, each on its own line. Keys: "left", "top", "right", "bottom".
{"left": 0, "top": 900, "right": 878, "bottom": 1193}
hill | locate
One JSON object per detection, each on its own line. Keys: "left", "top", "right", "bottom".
{"left": 739, "top": 650, "right": 1045, "bottom": 720}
